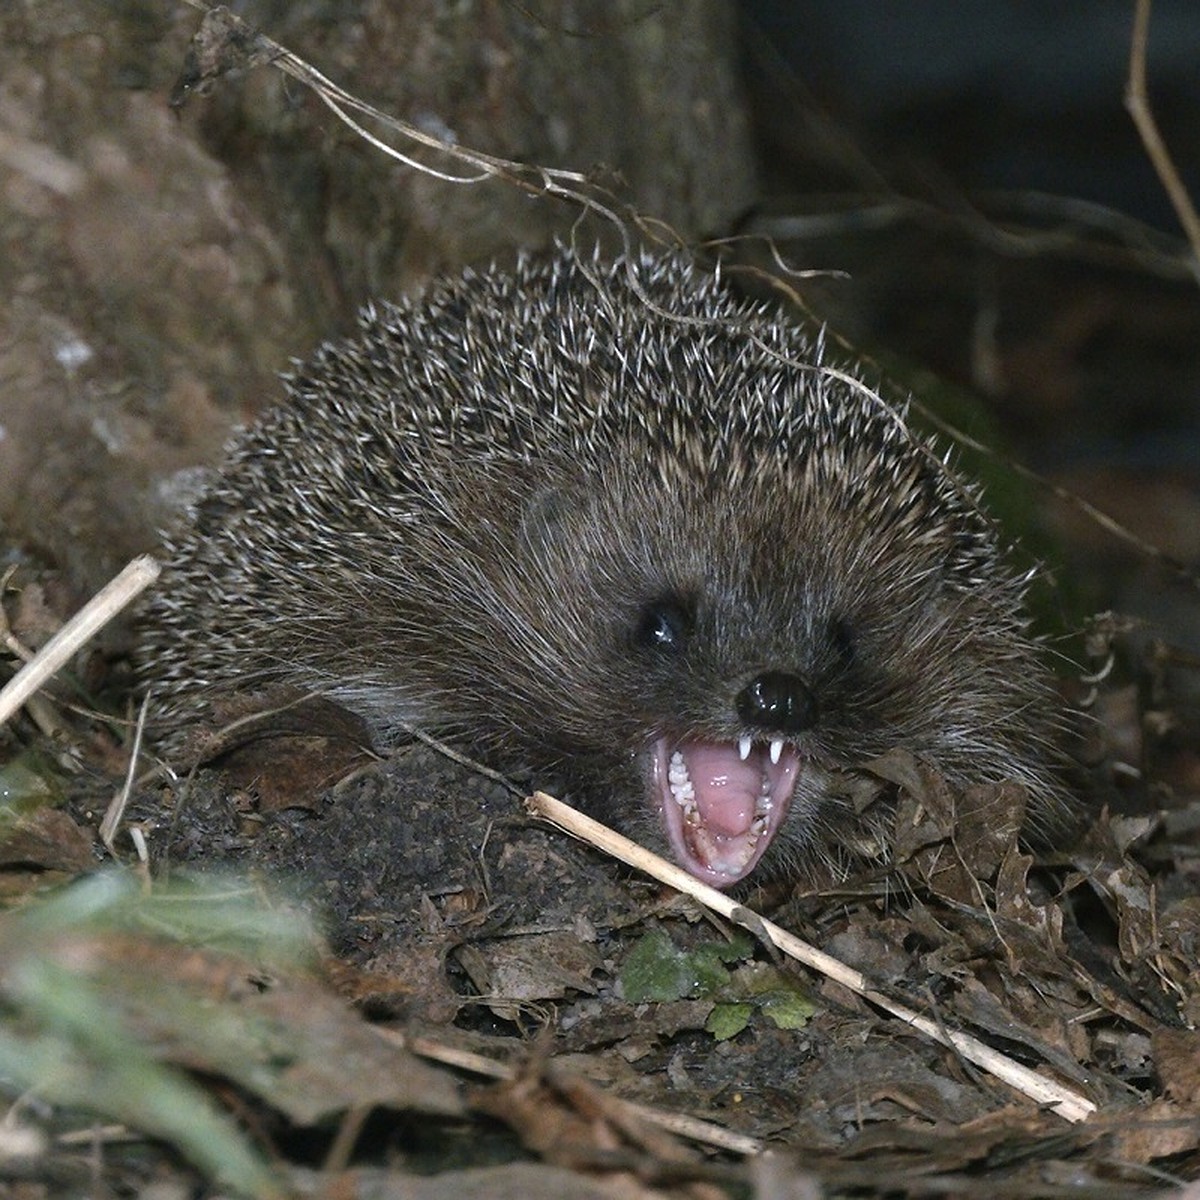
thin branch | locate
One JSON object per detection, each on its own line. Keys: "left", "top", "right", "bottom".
{"left": 100, "top": 692, "right": 152, "bottom": 854}
{"left": 172, "top": 1, "right": 643, "bottom": 262}
{"left": 1125, "top": 0, "right": 1200, "bottom": 276}
{"left": 378, "top": 1025, "right": 764, "bottom": 1157}
{"left": 0, "top": 556, "right": 161, "bottom": 728}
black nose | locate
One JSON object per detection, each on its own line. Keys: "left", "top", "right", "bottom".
{"left": 735, "top": 671, "right": 818, "bottom": 734}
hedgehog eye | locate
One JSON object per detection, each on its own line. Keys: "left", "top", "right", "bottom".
{"left": 829, "top": 616, "right": 857, "bottom": 667}
{"left": 635, "top": 599, "right": 691, "bottom": 653}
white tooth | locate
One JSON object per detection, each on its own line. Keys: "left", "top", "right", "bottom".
{"left": 668, "top": 752, "right": 689, "bottom": 786}
{"left": 769, "top": 739, "right": 783, "bottom": 765}
{"left": 738, "top": 736, "right": 752, "bottom": 761}
{"left": 667, "top": 750, "right": 695, "bottom": 809}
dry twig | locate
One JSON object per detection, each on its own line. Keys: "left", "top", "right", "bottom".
{"left": 0, "top": 556, "right": 161, "bottom": 729}
{"left": 1125, "top": 0, "right": 1200, "bottom": 274}
{"left": 380, "top": 1026, "right": 764, "bottom": 1157}
{"left": 173, "top": 1, "right": 639, "bottom": 256}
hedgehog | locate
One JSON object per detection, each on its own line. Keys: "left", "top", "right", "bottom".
{"left": 135, "top": 247, "right": 1070, "bottom": 888}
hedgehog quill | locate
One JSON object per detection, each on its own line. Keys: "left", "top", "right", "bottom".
{"left": 136, "top": 249, "right": 1070, "bottom": 888}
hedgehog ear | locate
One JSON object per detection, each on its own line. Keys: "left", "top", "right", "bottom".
{"left": 518, "top": 485, "right": 574, "bottom": 568}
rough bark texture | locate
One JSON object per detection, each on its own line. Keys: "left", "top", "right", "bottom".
{"left": 0, "top": 0, "right": 754, "bottom": 591}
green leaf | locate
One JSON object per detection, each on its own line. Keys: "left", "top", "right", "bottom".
{"left": 620, "top": 928, "right": 698, "bottom": 1002}
{"left": 727, "top": 962, "right": 815, "bottom": 1029}
{"left": 0, "top": 753, "right": 62, "bottom": 817}
{"left": 760, "top": 989, "right": 815, "bottom": 1030}
{"left": 705, "top": 1003, "right": 752, "bottom": 1040}
{"left": 619, "top": 928, "right": 751, "bottom": 1002}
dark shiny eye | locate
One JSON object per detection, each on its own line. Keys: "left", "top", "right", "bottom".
{"left": 829, "top": 617, "right": 856, "bottom": 666}
{"left": 635, "top": 598, "right": 691, "bottom": 653}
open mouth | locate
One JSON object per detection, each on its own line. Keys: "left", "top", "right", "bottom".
{"left": 653, "top": 736, "right": 801, "bottom": 888}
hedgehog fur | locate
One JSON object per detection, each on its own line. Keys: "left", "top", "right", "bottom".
{"left": 135, "top": 248, "right": 1070, "bottom": 888}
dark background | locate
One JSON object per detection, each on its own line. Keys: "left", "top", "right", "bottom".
{"left": 738, "top": 0, "right": 1200, "bottom": 651}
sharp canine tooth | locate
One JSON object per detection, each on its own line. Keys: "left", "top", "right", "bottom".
{"left": 738, "top": 736, "right": 752, "bottom": 761}
{"left": 769, "top": 739, "right": 783, "bottom": 765}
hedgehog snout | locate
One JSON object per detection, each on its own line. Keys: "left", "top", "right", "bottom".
{"left": 734, "top": 670, "right": 818, "bottom": 736}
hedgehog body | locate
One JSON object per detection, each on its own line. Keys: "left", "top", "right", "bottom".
{"left": 137, "top": 250, "right": 1067, "bottom": 887}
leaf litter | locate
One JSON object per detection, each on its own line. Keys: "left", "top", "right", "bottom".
{"left": 1, "top": 609, "right": 1198, "bottom": 1197}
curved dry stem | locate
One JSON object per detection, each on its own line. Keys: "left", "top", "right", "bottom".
{"left": 1125, "top": 0, "right": 1200, "bottom": 275}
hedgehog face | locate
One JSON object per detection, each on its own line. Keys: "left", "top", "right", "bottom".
{"left": 503, "top": 464, "right": 1000, "bottom": 888}
{"left": 616, "top": 584, "right": 828, "bottom": 886}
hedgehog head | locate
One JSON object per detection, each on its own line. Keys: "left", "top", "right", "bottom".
{"left": 376, "top": 344, "right": 1043, "bottom": 887}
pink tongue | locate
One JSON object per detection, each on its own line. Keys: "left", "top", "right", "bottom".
{"left": 682, "top": 744, "right": 762, "bottom": 836}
